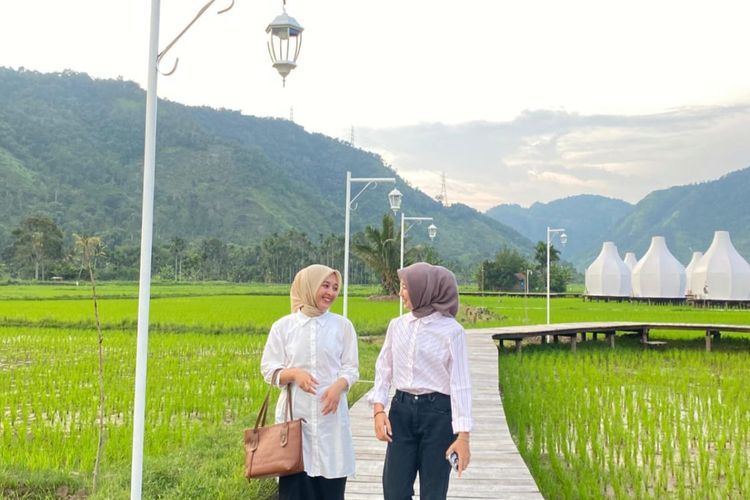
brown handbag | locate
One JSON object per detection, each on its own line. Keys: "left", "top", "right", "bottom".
{"left": 244, "top": 382, "right": 305, "bottom": 480}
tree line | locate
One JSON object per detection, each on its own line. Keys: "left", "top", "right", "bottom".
{"left": 1, "top": 213, "right": 572, "bottom": 293}
{"left": 0, "top": 214, "right": 443, "bottom": 292}
{"left": 476, "top": 242, "right": 574, "bottom": 293}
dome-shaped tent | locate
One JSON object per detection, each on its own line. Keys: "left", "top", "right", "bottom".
{"left": 585, "top": 242, "right": 632, "bottom": 297}
{"left": 691, "top": 231, "right": 750, "bottom": 300}
{"left": 624, "top": 252, "right": 638, "bottom": 270}
{"left": 631, "top": 236, "right": 686, "bottom": 298}
{"left": 684, "top": 251, "right": 703, "bottom": 295}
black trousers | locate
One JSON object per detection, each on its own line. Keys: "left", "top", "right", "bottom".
{"left": 382, "top": 390, "right": 455, "bottom": 500}
{"left": 278, "top": 471, "right": 346, "bottom": 500}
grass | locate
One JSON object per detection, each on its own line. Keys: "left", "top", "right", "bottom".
{"left": 0, "top": 286, "right": 398, "bottom": 336}
{"left": 4, "top": 281, "right": 750, "bottom": 498}
{"left": 0, "top": 323, "right": 383, "bottom": 499}
{"left": 496, "top": 308, "right": 750, "bottom": 499}
{"left": 0, "top": 281, "right": 383, "bottom": 300}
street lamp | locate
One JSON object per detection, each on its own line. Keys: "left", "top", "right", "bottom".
{"left": 132, "top": 1, "right": 303, "bottom": 498}
{"left": 546, "top": 227, "right": 567, "bottom": 325}
{"left": 525, "top": 269, "right": 532, "bottom": 295}
{"left": 399, "top": 214, "right": 436, "bottom": 315}
{"left": 342, "top": 171, "right": 401, "bottom": 317}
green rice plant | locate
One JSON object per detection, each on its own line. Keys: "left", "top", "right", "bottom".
{"left": 0, "top": 321, "right": 382, "bottom": 498}
{"left": 500, "top": 336, "right": 750, "bottom": 499}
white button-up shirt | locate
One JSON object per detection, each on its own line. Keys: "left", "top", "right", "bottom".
{"left": 261, "top": 311, "right": 359, "bottom": 478}
{"left": 368, "top": 311, "right": 473, "bottom": 433}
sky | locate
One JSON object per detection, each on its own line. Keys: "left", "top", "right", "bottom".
{"left": 1, "top": 0, "right": 749, "bottom": 211}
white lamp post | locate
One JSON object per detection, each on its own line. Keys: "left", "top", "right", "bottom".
{"left": 525, "top": 269, "right": 532, "bottom": 295}
{"left": 546, "top": 227, "right": 567, "bottom": 325}
{"left": 399, "top": 214, "right": 436, "bottom": 315}
{"left": 342, "top": 171, "right": 401, "bottom": 317}
{"left": 132, "top": 1, "right": 302, "bottom": 498}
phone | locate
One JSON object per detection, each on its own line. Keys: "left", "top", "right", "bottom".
{"left": 447, "top": 452, "right": 459, "bottom": 471}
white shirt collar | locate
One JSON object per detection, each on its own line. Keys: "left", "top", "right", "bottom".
{"left": 295, "top": 310, "right": 329, "bottom": 325}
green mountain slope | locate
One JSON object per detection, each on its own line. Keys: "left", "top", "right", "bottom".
{"left": 0, "top": 67, "right": 531, "bottom": 267}
{"left": 486, "top": 169, "right": 750, "bottom": 270}
{"left": 486, "top": 195, "right": 635, "bottom": 269}
{"left": 611, "top": 168, "right": 750, "bottom": 264}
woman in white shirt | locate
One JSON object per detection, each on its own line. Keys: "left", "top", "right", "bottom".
{"left": 261, "top": 264, "right": 359, "bottom": 500}
{"left": 368, "top": 262, "right": 472, "bottom": 500}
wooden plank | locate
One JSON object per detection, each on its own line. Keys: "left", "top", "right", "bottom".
{"left": 489, "top": 321, "right": 750, "bottom": 354}
{"left": 347, "top": 329, "right": 542, "bottom": 499}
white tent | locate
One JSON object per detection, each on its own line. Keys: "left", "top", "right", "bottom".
{"left": 585, "top": 241, "right": 632, "bottom": 296}
{"left": 624, "top": 252, "right": 638, "bottom": 270}
{"left": 691, "top": 231, "right": 750, "bottom": 300}
{"left": 684, "top": 251, "right": 703, "bottom": 295}
{"left": 631, "top": 236, "right": 686, "bottom": 298}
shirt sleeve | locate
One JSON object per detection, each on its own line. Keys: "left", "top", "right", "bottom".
{"left": 448, "top": 324, "right": 473, "bottom": 432}
{"left": 260, "top": 321, "right": 287, "bottom": 387}
{"left": 367, "top": 318, "right": 396, "bottom": 406}
{"left": 338, "top": 318, "right": 359, "bottom": 390}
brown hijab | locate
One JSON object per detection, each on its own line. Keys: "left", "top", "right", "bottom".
{"left": 290, "top": 264, "right": 342, "bottom": 317}
{"left": 397, "top": 262, "right": 459, "bottom": 318}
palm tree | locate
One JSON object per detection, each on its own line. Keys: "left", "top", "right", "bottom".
{"left": 352, "top": 214, "right": 400, "bottom": 295}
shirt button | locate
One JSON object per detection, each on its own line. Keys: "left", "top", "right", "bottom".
{"left": 414, "top": 395, "right": 419, "bottom": 400}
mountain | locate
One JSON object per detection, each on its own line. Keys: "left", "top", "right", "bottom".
{"left": 0, "top": 67, "right": 531, "bottom": 269}
{"left": 486, "top": 195, "right": 635, "bottom": 269}
{"left": 486, "top": 169, "right": 750, "bottom": 270}
{"left": 610, "top": 168, "right": 750, "bottom": 264}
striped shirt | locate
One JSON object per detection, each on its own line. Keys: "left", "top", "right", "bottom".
{"left": 368, "top": 311, "right": 472, "bottom": 433}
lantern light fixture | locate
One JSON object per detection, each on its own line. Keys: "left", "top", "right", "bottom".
{"left": 388, "top": 188, "right": 403, "bottom": 214}
{"left": 266, "top": 4, "right": 304, "bottom": 86}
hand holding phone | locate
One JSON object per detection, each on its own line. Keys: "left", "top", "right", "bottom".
{"left": 447, "top": 451, "right": 459, "bottom": 471}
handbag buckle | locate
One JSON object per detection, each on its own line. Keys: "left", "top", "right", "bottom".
{"left": 280, "top": 423, "right": 289, "bottom": 447}
{"left": 248, "top": 430, "right": 259, "bottom": 451}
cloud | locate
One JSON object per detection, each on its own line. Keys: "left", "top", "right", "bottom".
{"left": 356, "top": 104, "right": 750, "bottom": 210}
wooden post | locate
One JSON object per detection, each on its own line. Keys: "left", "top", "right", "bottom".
{"left": 570, "top": 335, "right": 576, "bottom": 353}
{"left": 608, "top": 332, "right": 615, "bottom": 349}
{"left": 705, "top": 331, "right": 712, "bottom": 352}
{"left": 515, "top": 339, "right": 523, "bottom": 355}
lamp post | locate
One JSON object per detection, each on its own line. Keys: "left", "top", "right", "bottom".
{"left": 399, "top": 214, "right": 436, "bottom": 315}
{"left": 546, "top": 227, "right": 567, "bottom": 325}
{"left": 132, "top": 2, "right": 302, "bottom": 498}
{"left": 343, "top": 171, "right": 401, "bottom": 318}
{"left": 525, "top": 269, "right": 532, "bottom": 295}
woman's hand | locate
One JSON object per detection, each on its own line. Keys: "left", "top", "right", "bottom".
{"left": 445, "top": 433, "right": 471, "bottom": 477}
{"left": 320, "top": 379, "right": 347, "bottom": 415}
{"left": 288, "top": 368, "right": 318, "bottom": 394}
{"left": 373, "top": 404, "right": 392, "bottom": 442}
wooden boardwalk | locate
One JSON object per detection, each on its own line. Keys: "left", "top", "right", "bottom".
{"left": 346, "top": 329, "right": 542, "bottom": 499}
{"left": 489, "top": 321, "right": 750, "bottom": 353}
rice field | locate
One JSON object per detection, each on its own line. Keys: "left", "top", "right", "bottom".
{"left": 0, "top": 283, "right": 386, "bottom": 499}
{"left": 499, "top": 338, "right": 750, "bottom": 499}
{"left": 3, "top": 282, "right": 750, "bottom": 498}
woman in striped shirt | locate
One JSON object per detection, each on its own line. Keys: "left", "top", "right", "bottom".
{"left": 368, "top": 262, "right": 473, "bottom": 500}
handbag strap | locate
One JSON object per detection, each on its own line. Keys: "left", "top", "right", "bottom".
{"left": 254, "top": 369, "right": 296, "bottom": 430}
{"left": 254, "top": 387, "right": 272, "bottom": 430}
{"left": 285, "top": 384, "right": 293, "bottom": 421}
